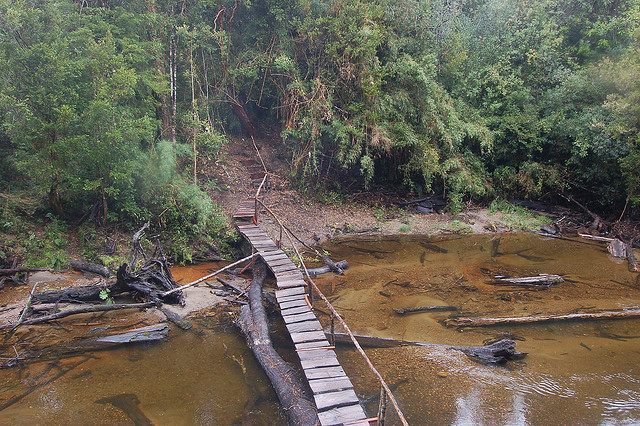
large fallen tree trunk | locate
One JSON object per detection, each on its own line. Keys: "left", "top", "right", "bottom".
{"left": 331, "top": 333, "right": 526, "bottom": 365}
{"left": 307, "top": 260, "right": 348, "bottom": 277}
{"left": 446, "top": 308, "right": 640, "bottom": 328}
{"left": 236, "top": 261, "right": 318, "bottom": 425}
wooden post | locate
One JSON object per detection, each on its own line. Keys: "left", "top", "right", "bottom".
{"left": 377, "top": 386, "right": 387, "bottom": 426}
{"left": 330, "top": 313, "right": 335, "bottom": 346}
{"left": 254, "top": 197, "right": 258, "bottom": 224}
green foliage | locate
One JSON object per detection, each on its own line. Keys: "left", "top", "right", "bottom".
{"left": 489, "top": 199, "right": 551, "bottom": 230}
{"left": 399, "top": 224, "right": 411, "bottom": 233}
{"left": 24, "top": 217, "right": 70, "bottom": 270}
{"left": 99, "top": 288, "right": 114, "bottom": 305}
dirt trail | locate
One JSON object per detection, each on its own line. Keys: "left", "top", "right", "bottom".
{"left": 202, "top": 137, "right": 529, "bottom": 247}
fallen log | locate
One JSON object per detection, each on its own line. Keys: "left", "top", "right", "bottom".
{"left": 445, "top": 308, "right": 640, "bottom": 328}
{"left": 393, "top": 305, "right": 458, "bottom": 315}
{"left": 490, "top": 274, "right": 564, "bottom": 287}
{"left": 236, "top": 261, "right": 318, "bottom": 425}
{"left": 320, "top": 256, "right": 346, "bottom": 275}
{"left": 308, "top": 260, "right": 348, "bottom": 277}
{"left": 331, "top": 333, "right": 526, "bottom": 365}
{"left": 1, "top": 302, "right": 156, "bottom": 328}
{"left": 2, "top": 324, "right": 168, "bottom": 368}
{"left": 69, "top": 260, "right": 110, "bottom": 277}
{"left": 33, "top": 282, "right": 122, "bottom": 304}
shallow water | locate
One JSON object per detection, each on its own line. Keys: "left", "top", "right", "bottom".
{"left": 316, "top": 233, "right": 640, "bottom": 424}
{"left": 1, "top": 233, "right": 639, "bottom": 425}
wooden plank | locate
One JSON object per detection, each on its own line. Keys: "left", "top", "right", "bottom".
{"left": 275, "top": 286, "right": 306, "bottom": 298}
{"left": 262, "top": 249, "right": 285, "bottom": 256}
{"left": 296, "top": 347, "right": 336, "bottom": 361}
{"left": 266, "top": 257, "right": 294, "bottom": 266}
{"left": 279, "top": 298, "right": 308, "bottom": 309}
{"left": 300, "top": 356, "right": 340, "bottom": 370}
{"left": 276, "top": 280, "right": 305, "bottom": 289}
{"left": 283, "top": 311, "right": 317, "bottom": 324}
{"left": 273, "top": 272, "right": 304, "bottom": 281}
{"left": 290, "top": 330, "right": 327, "bottom": 343}
{"left": 308, "top": 377, "right": 354, "bottom": 394}
{"left": 314, "top": 389, "right": 360, "bottom": 411}
{"left": 286, "top": 320, "right": 323, "bottom": 333}
{"left": 295, "top": 340, "right": 331, "bottom": 350}
{"left": 303, "top": 366, "right": 346, "bottom": 380}
{"left": 281, "top": 305, "right": 311, "bottom": 316}
{"left": 317, "top": 404, "right": 367, "bottom": 426}
{"left": 276, "top": 293, "right": 306, "bottom": 303}
{"left": 272, "top": 264, "right": 299, "bottom": 272}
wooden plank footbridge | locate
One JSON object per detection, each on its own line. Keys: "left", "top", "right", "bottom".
{"left": 230, "top": 139, "right": 409, "bottom": 426}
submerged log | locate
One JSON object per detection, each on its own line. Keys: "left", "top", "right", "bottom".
{"left": 308, "top": 260, "right": 349, "bottom": 277}
{"left": 331, "top": 333, "right": 526, "bottom": 365}
{"left": 236, "top": 261, "right": 318, "bottom": 425}
{"left": 393, "top": 305, "right": 458, "bottom": 315}
{"left": 2, "top": 324, "right": 168, "bottom": 368}
{"left": 69, "top": 260, "right": 110, "bottom": 277}
{"left": 490, "top": 274, "right": 564, "bottom": 287}
{"left": 445, "top": 308, "right": 640, "bottom": 328}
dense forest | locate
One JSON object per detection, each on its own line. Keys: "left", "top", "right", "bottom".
{"left": 0, "top": 0, "right": 638, "bottom": 263}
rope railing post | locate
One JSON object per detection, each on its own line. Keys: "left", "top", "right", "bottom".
{"left": 330, "top": 313, "right": 335, "bottom": 346}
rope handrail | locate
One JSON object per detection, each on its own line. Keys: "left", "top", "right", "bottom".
{"left": 254, "top": 199, "right": 409, "bottom": 426}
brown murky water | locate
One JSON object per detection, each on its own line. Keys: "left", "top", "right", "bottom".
{"left": 315, "top": 233, "right": 640, "bottom": 425}
{"left": 1, "top": 233, "right": 639, "bottom": 424}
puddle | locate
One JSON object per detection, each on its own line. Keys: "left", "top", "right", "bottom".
{"left": 1, "top": 233, "right": 639, "bottom": 424}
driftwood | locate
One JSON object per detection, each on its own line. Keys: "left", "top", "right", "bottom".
{"left": 69, "top": 260, "right": 110, "bottom": 277}
{"left": 490, "top": 274, "right": 564, "bottom": 287}
{"left": 608, "top": 239, "right": 627, "bottom": 258}
{"left": 308, "top": 260, "right": 348, "bottom": 277}
{"left": 2, "top": 302, "right": 156, "bottom": 328}
{"left": 236, "top": 261, "right": 318, "bottom": 425}
{"left": 393, "top": 305, "right": 458, "bottom": 315}
{"left": 2, "top": 324, "right": 168, "bottom": 368}
{"left": 446, "top": 308, "right": 640, "bottom": 328}
{"left": 320, "top": 256, "right": 346, "bottom": 275}
{"left": 331, "top": 333, "right": 526, "bottom": 365}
